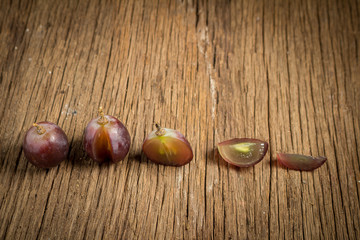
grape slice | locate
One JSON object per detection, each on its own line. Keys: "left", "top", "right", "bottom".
{"left": 218, "top": 138, "right": 268, "bottom": 167}
{"left": 277, "top": 153, "right": 327, "bottom": 171}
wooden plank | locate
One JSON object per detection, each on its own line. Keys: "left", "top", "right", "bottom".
{"left": 0, "top": 0, "right": 359, "bottom": 239}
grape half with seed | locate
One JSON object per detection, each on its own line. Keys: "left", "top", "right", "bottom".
{"left": 142, "top": 124, "right": 193, "bottom": 166}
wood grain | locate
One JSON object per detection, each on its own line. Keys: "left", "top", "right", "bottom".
{"left": 0, "top": 0, "right": 359, "bottom": 239}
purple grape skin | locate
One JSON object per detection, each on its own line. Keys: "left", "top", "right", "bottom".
{"left": 277, "top": 153, "right": 327, "bottom": 171}
{"left": 83, "top": 115, "right": 131, "bottom": 163}
{"left": 23, "top": 121, "right": 69, "bottom": 168}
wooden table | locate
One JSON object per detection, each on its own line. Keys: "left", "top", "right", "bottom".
{"left": 1, "top": 0, "right": 359, "bottom": 239}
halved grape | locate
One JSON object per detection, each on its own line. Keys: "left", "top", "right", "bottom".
{"left": 277, "top": 153, "right": 327, "bottom": 171}
{"left": 142, "top": 124, "right": 193, "bottom": 166}
{"left": 218, "top": 138, "right": 268, "bottom": 167}
{"left": 83, "top": 107, "right": 131, "bottom": 163}
{"left": 23, "top": 121, "right": 69, "bottom": 168}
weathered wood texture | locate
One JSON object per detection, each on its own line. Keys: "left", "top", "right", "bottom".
{"left": 0, "top": 0, "right": 359, "bottom": 239}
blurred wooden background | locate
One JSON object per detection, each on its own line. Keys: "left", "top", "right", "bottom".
{"left": 0, "top": 0, "right": 359, "bottom": 239}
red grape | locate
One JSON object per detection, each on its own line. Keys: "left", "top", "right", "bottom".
{"left": 23, "top": 121, "right": 69, "bottom": 168}
{"left": 83, "top": 107, "right": 131, "bottom": 163}
{"left": 218, "top": 138, "right": 268, "bottom": 167}
{"left": 277, "top": 153, "right": 327, "bottom": 171}
{"left": 142, "top": 124, "right": 193, "bottom": 166}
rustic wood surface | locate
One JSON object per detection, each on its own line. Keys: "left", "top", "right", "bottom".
{"left": 0, "top": 0, "right": 359, "bottom": 239}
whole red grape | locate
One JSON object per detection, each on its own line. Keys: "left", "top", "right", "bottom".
{"left": 23, "top": 121, "right": 69, "bottom": 168}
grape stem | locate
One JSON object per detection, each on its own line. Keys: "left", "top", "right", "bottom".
{"left": 33, "top": 123, "right": 46, "bottom": 135}
{"left": 155, "top": 123, "right": 165, "bottom": 136}
{"left": 97, "top": 107, "right": 109, "bottom": 125}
